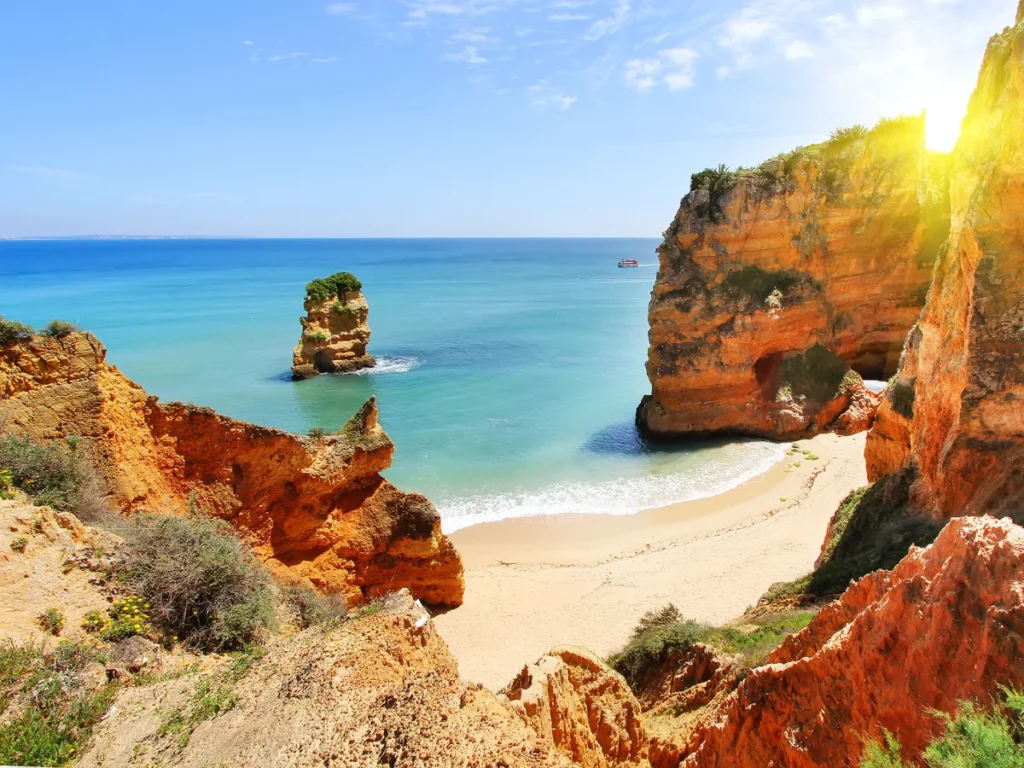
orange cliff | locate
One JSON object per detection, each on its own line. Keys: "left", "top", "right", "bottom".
{"left": 865, "top": 3, "right": 1024, "bottom": 518}
{"left": 0, "top": 332, "right": 464, "bottom": 607}
{"left": 638, "top": 116, "right": 949, "bottom": 440}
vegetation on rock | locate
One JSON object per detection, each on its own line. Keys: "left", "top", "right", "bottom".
{"left": 305, "top": 272, "right": 362, "bottom": 302}
{"left": 778, "top": 343, "right": 851, "bottom": 403}
{"left": 0, "top": 316, "right": 34, "bottom": 347}
{"left": 42, "top": 320, "right": 78, "bottom": 338}
{"left": 689, "top": 164, "right": 739, "bottom": 222}
{"left": 0, "top": 435, "right": 95, "bottom": 513}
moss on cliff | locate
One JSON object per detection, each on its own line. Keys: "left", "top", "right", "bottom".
{"left": 778, "top": 344, "right": 850, "bottom": 404}
{"left": 764, "top": 469, "right": 942, "bottom": 603}
{"left": 720, "top": 266, "right": 817, "bottom": 304}
{"left": 305, "top": 272, "right": 362, "bottom": 302}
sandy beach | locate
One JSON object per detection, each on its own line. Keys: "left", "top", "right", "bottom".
{"left": 433, "top": 431, "right": 868, "bottom": 689}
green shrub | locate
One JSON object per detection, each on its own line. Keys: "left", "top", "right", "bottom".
{"left": 765, "top": 469, "right": 943, "bottom": 603}
{"left": 0, "top": 467, "right": 13, "bottom": 499}
{"left": 889, "top": 379, "right": 916, "bottom": 420}
{"left": 305, "top": 272, "right": 362, "bottom": 302}
{"left": 42, "top": 320, "right": 77, "bottom": 339}
{"left": 827, "top": 124, "right": 869, "bottom": 152}
{"left": 304, "top": 331, "right": 329, "bottom": 343}
{"left": 39, "top": 608, "right": 65, "bottom": 636}
{"left": 284, "top": 584, "right": 348, "bottom": 629}
{"left": 117, "top": 513, "right": 276, "bottom": 652}
{"left": 10, "top": 536, "right": 28, "bottom": 553}
{"left": 0, "top": 316, "right": 34, "bottom": 347}
{"left": 97, "top": 596, "right": 152, "bottom": 641}
{"left": 158, "top": 676, "right": 237, "bottom": 750}
{"left": 331, "top": 301, "right": 354, "bottom": 317}
{"left": 0, "top": 640, "right": 118, "bottom": 766}
{"left": 608, "top": 604, "right": 815, "bottom": 690}
{"left": 307, "top": 427, "right": 326, "bottom": 440}
{"left": 689, "top": 164, "right": 739, "bottom": 222}
{"left": 0, "top": 435, "right": 87, "bottom": 511}
{"left": 862, "top": 690, "right": 1024, "bottom": 768}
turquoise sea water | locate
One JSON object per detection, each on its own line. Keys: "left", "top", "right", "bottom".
{"left": 0, "top": 239, "right": 785, "bottom": 531}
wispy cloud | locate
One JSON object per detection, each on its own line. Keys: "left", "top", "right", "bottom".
{"left": 445, "top": 45, "right": 488, "bottom": 63}
{"left": 856, "top": 2, "right": 907, "bottom": 25}
{"left": 326, "top": 2, "right": 357, "bottom": 13}
{"left": 268, "top": 51, "right": 309, "bottom": 61}
{"left": 243, "top": 40, "right": 255, "bottom": 45}
{"left": 406, "top": 0, "right": 466, "bottom": 26}
{"left": 625, "top": 47, "right": 697, "bottom": 91}
{"left": 584, "top": 0, "right": 631, "bottom": 40}
{"left": 312, "top": 56, "right": 339, "bottom": 63}
{"left": 527, "top": 81, "right": 577, "bottom": 109}
{"left": 10, "top": 165, "right": 86, "bottom": 180}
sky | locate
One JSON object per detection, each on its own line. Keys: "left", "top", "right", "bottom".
{"left": 0, "top": 0, "right": 1017, "bottom": 238}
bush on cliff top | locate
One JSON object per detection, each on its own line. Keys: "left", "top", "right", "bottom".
{"left": 42, "top": 319, "right": 77, "bottom": 338}
{"left": 0, "top": 316, "right": 34, "bottom": 347}
{"left": 862, "top": 688, "right": 1024, "bottom": 767}
{"left": 689, "top": 164, "right": 738, "bottom": 222}
{"left": 306, "top": 272, "right": 362, "bottom": 302}
{"left": 117, "top": 513, "right": 276, "bottom": 652}
{"left": 764, "top": 469, "right": 943, "bottom": 604}
{"left": 609, "top": 604, "right": 815, "bottom": 691}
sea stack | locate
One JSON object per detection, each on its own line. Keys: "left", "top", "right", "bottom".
{"left": 291, "top": 272, "right": 376, "bottom": 379}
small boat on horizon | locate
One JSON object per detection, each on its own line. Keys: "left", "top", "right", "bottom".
{"left": 618, "top": 259, "right": 639, "bottom": 268}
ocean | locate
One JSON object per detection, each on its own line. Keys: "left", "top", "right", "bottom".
{"left": 0, "top": 238, "right": 786, "bottom": 531}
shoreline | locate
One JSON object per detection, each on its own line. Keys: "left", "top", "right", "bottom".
{"left": 433, "top": 431, "right": 868, "bottom": 690}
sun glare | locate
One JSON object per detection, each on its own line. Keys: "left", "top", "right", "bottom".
{"left": 925, "top": 103, "right": 965, "bottom": 153}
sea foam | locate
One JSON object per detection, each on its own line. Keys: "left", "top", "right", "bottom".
{"left": 351, "top": 356, "right": 422, "bottom": 375}
{"left": 438, "top": 440, "right": 789, "bottom": 532}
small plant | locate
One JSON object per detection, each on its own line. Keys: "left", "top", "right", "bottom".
{"left": 10, "top": 536, "right": 27, "bottom": 553}
{"left": 305, "top": 272, "right": 362, "bottom": 302}
{"left": 765, "top": 288, "right": 783, "bottom": 319}
{"left": 40, "top": 608, "right": 66, "bottom": 636}
{"left": 82, "top": 610, "right": 107, "bottom": 634}
{"left": 0, "top": 316, "right": 34, "bottom": 347}
{"left": 331, "top": 301, "right": 354, "bottom": 317}
{"left": 284, "top": 584, "right": 348, "bottom": 629}
{"left": 98, "top": 596, "right": 152, "bottom": 641}
{"left": 0, "top": 467, "right": 13, "bottom": 500}
{"left": 42, "top": 319, "right": 78, "bottom": 338}
{"left": 307, "top": 427, "right": 326, "bottom": 440}
{"left": 304, "top": 331, "right": 329, "bottom": 343}
{"left": 0, "top": 435, "right": 89, "bottom": 511}
{"left": 158, "top": 677, "right": 237, "bottom": 749}
{"left": 689, "top": 164, "right": 739, "bottom": 222}
{"left": 888, "top": 379, "right": 916, "bottom": 420}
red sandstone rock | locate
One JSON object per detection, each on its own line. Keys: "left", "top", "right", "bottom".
{"left": 0, "top": 332, "right": 464, "bottom": 607}
{"left": 679, "top": 516, "right": 1024, "bottom": 767}
{"left": 639, "top": 117, "right": 946, "bottom": 439}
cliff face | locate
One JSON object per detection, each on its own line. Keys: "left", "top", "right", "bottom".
{"left": 865, "top": 8, "right": 1024, "bottom": 518}
{"left": 639, "top": 116, "right": 947, "bottom": 439}
{"left": 678, "top": 516, "right": 1024, "bottom": 767}
{"left": 292, "top": 286, "right": 375, "bottom": 379}
{"left": 0, "top": 333, "right": 464, "bottom": 607}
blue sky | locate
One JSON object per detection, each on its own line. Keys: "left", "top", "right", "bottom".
{"left": 1, "top": 0, "right": 1016, "bottom": 237}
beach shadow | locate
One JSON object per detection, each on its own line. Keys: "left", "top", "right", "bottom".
{"left": 583, "top": 420, "right": 752, "bottom": 457}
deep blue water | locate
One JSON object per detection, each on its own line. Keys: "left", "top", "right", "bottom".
{"left": 0, "top": 239, "right": 784, "bottom": 530}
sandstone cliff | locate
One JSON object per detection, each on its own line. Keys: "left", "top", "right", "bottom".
{"left": 865, "top": 5, "right": 1024, "bottom": 518}
{"left": 675, "top": 516, "right": 1024, "bottom": 767}
{"left": 292, "top": 272, "right": 375, "bottom": 379}
{"left": 0, "top": 332, "right": 464, "bottom": 607}
{"left": 639, "top": 116, "right": 948, "bottom": 439}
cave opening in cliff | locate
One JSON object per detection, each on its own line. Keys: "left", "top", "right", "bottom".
{"left": 839, "top": 342, "right": 904, "bottom": 381}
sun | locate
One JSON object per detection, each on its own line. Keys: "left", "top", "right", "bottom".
{"left": 925, "top": 103, "right": 965, "bottom": 153}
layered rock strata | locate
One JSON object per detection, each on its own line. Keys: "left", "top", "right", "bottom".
{"left": 292, "top": 272, "right": 375, "bottom": 379}
{"left": 639, "top": 116, "right": 948, "bottom": 439}
{"left": 0, "top": 332, "right": 464, "bottom": 607}
{"left": 676, "top": 516, "right": 1024, "bottom": 767}
{"left": 865, "top": 5, "right": 1024, "bottom": 518}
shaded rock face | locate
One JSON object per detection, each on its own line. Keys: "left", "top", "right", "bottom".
{"left": 0, "top": 333, "right": 464, "bottom": 607}
{"left": 639, "top": 117, "right": 947, "bottom": 440}
{"left": 865, "top": 8, "right": 1024, "bottom": 518}
{"left": 292, "top": 290, "right": 375, "bottom": 379}
{"left": 502, "top": 647, "right": 650, "bottom": 768}
{"left": 678, "top": 517, "right": 1024, "bottom": 767}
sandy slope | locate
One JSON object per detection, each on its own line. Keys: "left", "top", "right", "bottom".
{"left": 433, "top": 432, "right": 867, "bottom": 690}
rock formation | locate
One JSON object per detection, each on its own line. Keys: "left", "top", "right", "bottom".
{"left": 291, "top": 271, "right": 375, "bottom": 379}
{"left": 866, "top": 4, "right": 1024, "bottom": 519}
{"left": 0, "top": 332, "right": 464, "bottom": 607}
{"left": 675, "top": 516, "right": 1024, "bottom": 767}
{"left": 639, "top": 115, "right": 948, "bottom": 439}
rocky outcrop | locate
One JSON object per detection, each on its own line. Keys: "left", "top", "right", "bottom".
{"left": 291, "top": 272, "right": 375, "bottom": 379}
{"left": 0, "top": 332, "right": 464, "bottom": 607}
{"left": 677, "top": 516, "right": 1024, "bottom": 767}
{"left": 639, "top": 115, "right": 947, "bottom": 439}
{"left": 865, "top": 6, "right": 1024, "bottom": 518}
{"left": 502, "top": 648, "right": 650, "bottom": 768}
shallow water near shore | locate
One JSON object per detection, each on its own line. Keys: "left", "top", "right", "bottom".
{"left": 0, "top": 238, "right": 786, "bottom": 530}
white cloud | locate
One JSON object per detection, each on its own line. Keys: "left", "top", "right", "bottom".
{"left": 584, "top": 0, "right": 631, "bottom": 40}
{"left": 625, "top": 47, "right": 698, "bottom": 91}
{"left": 550, "top": 13, "right": 590, "bottom": 21}
{"left": 784, "top": 39, "right": 813, "bottom": 58}
{"left": 527, "top": 81, "right": 577, "bottom": 109}
{"left": 243, "top": 40, "right": 255, "bottom": 45}
{"left": 326, "top": 2, "right": 356, "bottom": 13}
{"left": 445, "top": 45, "right": 488, "bottom": 63}
{"left": 268, "top": 52, "right": 309, "bottom": 61}
{"left": 856, "top": 3, "right": 907, "bottom": 25}
{"left": 312, "top": 56, "right": 339, "bottom": 63}
{"left": 406, "top": 0, "right": 466, "bottom": 25}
